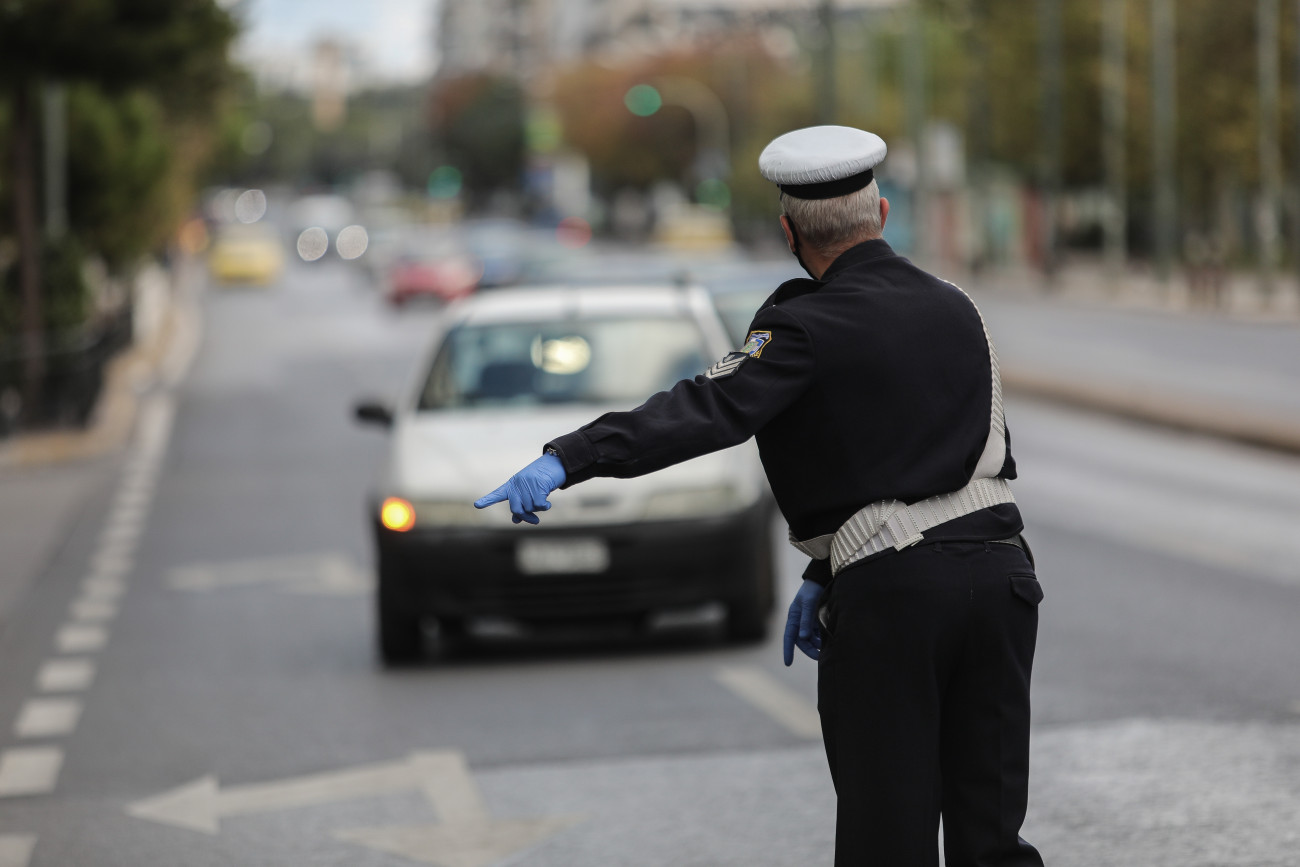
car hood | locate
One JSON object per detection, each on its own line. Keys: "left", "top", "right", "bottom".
{"left": 385, "top": 406, "right": 766, "bottom": 527}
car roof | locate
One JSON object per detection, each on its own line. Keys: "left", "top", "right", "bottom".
{"left": 452, "top": 285, "right": 706, "bottom": 327}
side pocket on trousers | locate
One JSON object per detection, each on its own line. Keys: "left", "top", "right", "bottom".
{"left": 1009, "top": 573, "right": 1044, "bottom": 606}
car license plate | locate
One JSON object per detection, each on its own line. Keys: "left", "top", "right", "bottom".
{"left": 515, "top": 538, "right": 610, "bottom": 575}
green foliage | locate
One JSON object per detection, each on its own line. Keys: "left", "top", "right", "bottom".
{"left": 66, "top": 86, "right": 174, "bottom": 269}
{"left": 0, "top": 0, "right": 238, "bottom": 105}
{"left": 207, "top": 82, "right": 435, "bottom": 190}
{"left": 0, "top": 235, "right": 89, "bottom": 337}
{"left": 433, "top": 75, "right": 526, "bottom": 203}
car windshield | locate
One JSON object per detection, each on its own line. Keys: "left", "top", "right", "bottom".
{"left": 418, "top": 317, "right": 710, "bottom": 410}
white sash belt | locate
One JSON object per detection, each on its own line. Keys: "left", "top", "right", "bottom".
{"left": 789, "top": 476, "right": 1016, "bottom": 576}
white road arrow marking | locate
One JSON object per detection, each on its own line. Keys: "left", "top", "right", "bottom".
{"left": 168, "top": 553, "right": 371, "bottom": 597}
{"left": 128, "top": 753, "right": 431, "bottom": 834}
{"left": 128, "top": 751, "right": 582, "bottom": 866}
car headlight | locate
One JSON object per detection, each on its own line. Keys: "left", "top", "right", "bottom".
{"left": 642, "top": 485, "right": 742, "bottom": 521}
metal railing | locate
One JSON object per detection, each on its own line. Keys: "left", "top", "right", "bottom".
{"left": 0, "top": 305, "right": 134, "bottom": 437}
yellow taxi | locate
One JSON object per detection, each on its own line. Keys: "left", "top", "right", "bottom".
{"left": 208, "top": 223, "right": 285, "bottom": 285}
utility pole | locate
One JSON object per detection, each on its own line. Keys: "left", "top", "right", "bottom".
{"left": 1102, "top": 0, "right": 1127, "bottom": 279}
{"left": 905, "top": 0, "right": 928, "bottom": 261}
{"left": 1257, "top": 0, "right": 1281, "bottom": 299}
{"left": 42, "top": 84, "right": 68, "bottom": 242}
{"left": 1294, "top": 0, "right": 1300, "bottom": 290}
{"left": 1037, "top": 0, "right": 1062, "bottom": 281}
{"left": 816, "top": 0, "right": 838, "bottom": 125}
{"left": 1150, "top": 0, "right": 1177, "bottom": 283}
{"left": 967, "top": 0, "right": 992, "bottom": 272}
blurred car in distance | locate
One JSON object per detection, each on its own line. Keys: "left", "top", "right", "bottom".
{"left": 385, "top": 229, "right": 481, "bottom": 306}
{"left": 207, "top": 223, "right": 285, "bottom": 286}
{"left": 354, "top": 284, "right": 775, "bottom": 663}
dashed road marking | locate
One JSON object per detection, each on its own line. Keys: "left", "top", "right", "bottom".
{"left": 70, "top": 597, "right": 118, "bottom": 623}
{"left": 14, "top": 699, "right": 81, "bottom": 739}
{"left": 0, "top": 748, "right": 63, "bottom": 797}
{"left": 98, "top": 519, "right": 142, "bottom": 546}
{"left": 55, "top": 625, "right": 107, "bottom": 654}
{"left": 90, "top": 549, "right": 133, "bottom": 576}
{"left": 81, "top": 576, "right": 127, "bottom": 599}
{"left": 0, "top": 834, "right": 36, "bottom": 867}
{"left": 714, "top": 666, "right": 822, "bottom": 739}
{"left": 36, "top": 659, "right": 95, "bottom": 693}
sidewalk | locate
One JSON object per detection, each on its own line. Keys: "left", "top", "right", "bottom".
{"left": 963, "top": 260, "right": 1300, "bottom": 454}
{"left": 0, "top": 258, "right": 202, "bottom": 629}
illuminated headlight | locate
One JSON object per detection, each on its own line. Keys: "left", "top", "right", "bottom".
{"left": 642, "top": 485, "right": 741, "bottom": 520}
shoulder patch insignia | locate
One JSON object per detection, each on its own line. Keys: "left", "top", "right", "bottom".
{"left": 704, "top": 351, "right": 748, "bottom": 380}
{"left": 743, "top": 330, "right": 772, "bottom": 357}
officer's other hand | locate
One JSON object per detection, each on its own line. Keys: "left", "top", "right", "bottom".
{"left": 474, "top": 453, "right": 567, "bottom": 525}
{"left": 783, "top": 579, "right": 825, "bottom": 665}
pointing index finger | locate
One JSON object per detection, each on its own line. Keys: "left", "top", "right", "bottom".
{"left": 474, "top": 485, "right": 508, "bottom": 509}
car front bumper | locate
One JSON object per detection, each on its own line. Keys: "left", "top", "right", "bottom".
{"left": 373, "top": 500, "right": 772, "bottom": 622}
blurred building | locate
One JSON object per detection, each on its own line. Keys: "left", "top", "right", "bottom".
{"left": 437, "top": 0, "right": 901, "bottom": 79}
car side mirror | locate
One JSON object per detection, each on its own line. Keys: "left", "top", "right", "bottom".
{"left": 353, "top": 399, "right": 394, "bottom": 428}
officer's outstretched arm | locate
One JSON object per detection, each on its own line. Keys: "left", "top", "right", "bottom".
{"left": 548, "top": 305, "right": 815, "bottom": 486}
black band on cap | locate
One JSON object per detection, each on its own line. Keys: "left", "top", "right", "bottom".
{"left": 777, "top": 168, "right": 874, "bottom": 200}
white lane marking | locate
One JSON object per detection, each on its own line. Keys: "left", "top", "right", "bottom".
{"left": 98, "top": 520, "right": 142, "bottom": 548}
{"left": 168, "top": 553, "right": 371, "bottom": 597}
{"left": 0, "top": 748, "right": 63, "bottom": 797}
{"left": 0, "top": 834, "right": 36, "bottom": 867}
{"left": 36, "top": 659, "right": 95, "bottom": 693}
{"left": 135, "top": 396, "right": 176, "bottom": 455}
{"left": 81, "top": 576, "right": 127, "bottom": 599}
{"left": 90, "top": 549, "right": 133, "bottom": 576}
{"left": 70, "top": 597, "right": 118, "bottom": 623}
{"left": 14, "top": 699, "right": 81, "bottom": 739}
{"left": 55, "top": 625, "right": 107, "bottom": 654}
{"left": 714, "top": 666, "right": 822, "bottom": 739}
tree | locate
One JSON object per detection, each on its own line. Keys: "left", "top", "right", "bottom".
{"left": 0, "top": 0, "right": 237, "bottom": 416}
{"left": 432, "top": 74, "right": 527, "bottom": 206}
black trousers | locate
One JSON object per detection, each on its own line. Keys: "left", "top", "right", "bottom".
{"left": 817, "top": 540, "right": 1045, "bottom": 867}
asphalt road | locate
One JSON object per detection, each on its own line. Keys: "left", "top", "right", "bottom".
{"left": 0, "top": 257, "right": 1296, "bottom": 866}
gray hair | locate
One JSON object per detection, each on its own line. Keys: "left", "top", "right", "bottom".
{"left": 780, "top": 179, "right": 883, "bottom": 257}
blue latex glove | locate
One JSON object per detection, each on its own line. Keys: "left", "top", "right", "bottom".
{"left": 783, "top": 579, "right": 824, "bottom": 665}
{"left": 474, "top": 453, "right": 567, "bottom": 525}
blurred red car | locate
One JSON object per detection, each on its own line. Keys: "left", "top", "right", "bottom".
{"left": 385, "top": 231, "right": 482, "bottom": 306}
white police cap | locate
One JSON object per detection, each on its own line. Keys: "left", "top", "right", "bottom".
{"left": 758, "top": 125, "right": 887, "bottom": 200}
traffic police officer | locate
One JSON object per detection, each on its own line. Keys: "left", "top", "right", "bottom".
{"left": 476, "top": 125, "right": 1045, "bottom": 867}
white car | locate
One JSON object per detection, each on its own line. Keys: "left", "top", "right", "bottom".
{"left": 355, "top": 284, "right": 776, "bottom": 663}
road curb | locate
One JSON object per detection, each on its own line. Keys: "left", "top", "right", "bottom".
{"left": 1002, "top": 366, "right": 1300, "bottom": 456}
{"left": 0, "top": 259, "right": 203, "bottom": 469}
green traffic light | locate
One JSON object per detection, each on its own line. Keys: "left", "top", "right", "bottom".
{"left": 624, "top": 84, "right": 662, "bottom": 117}
{"left": 427, "top": 166, "right": 463, "bottom": 200}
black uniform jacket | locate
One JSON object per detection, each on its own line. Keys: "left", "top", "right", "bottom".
{"left": 546, "top": 239, "right": 1022, "bottom": 585}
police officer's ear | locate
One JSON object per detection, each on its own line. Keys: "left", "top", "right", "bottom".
{"left": 780, "top": 215, "right": 796, "bottom": 254}
{"left": 879, "top": 197, "right": 890, "bottom": 233}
